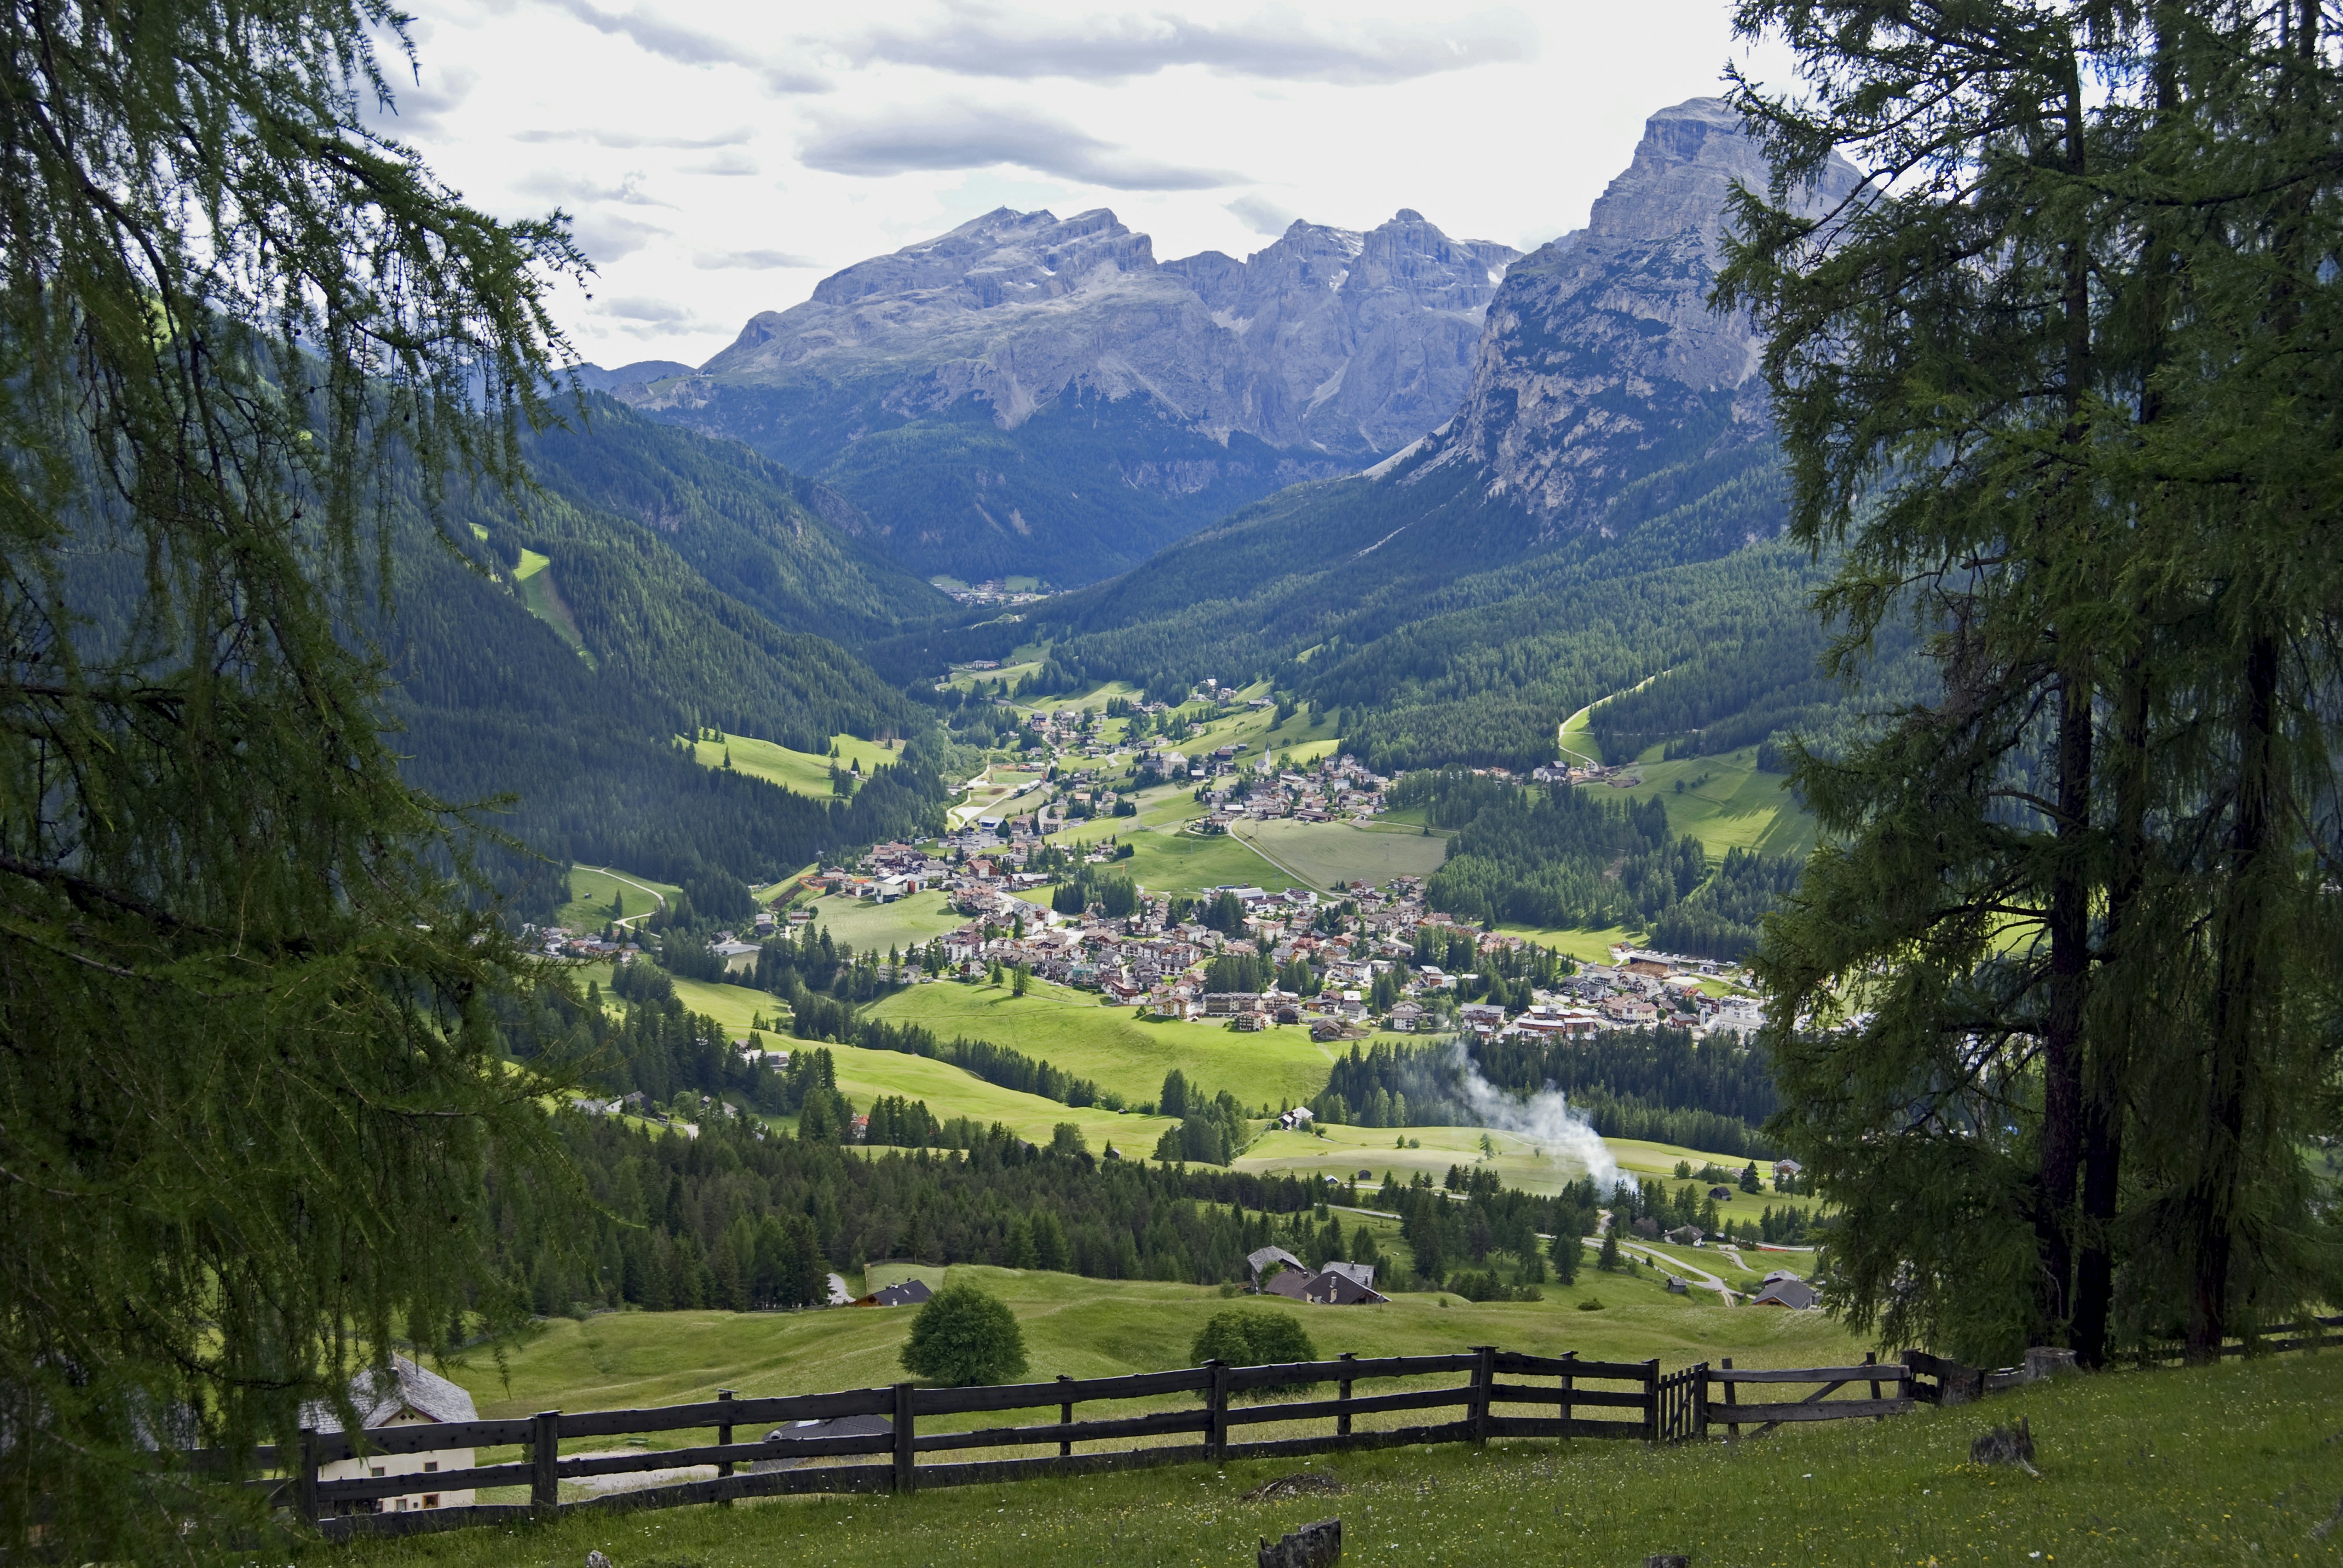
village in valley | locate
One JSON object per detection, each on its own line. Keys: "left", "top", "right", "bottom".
{"left": 532, "top": 668, "right": 1767, "bottom": 1062}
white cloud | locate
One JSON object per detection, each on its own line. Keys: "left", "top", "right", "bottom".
{"left": 517, "top": 169, "right": 677, "bottom": 208}
{"left": 514, "top": 127, "right": 755, "bottom": 149}
{"left": 836, "top": 3, "right": 1536, "bottom": 84}
{"left": 800, "top": 101, "right": 1242, "bottom": 189}
{"left": 379, "top": 0, "right": 1799, "bottom": 364}
{"left": 597, "top": 295, "right": 701, "bottom": 323}
{"left": 548, "top": 0, "right": 832, "bottom": 92}
{"left": 1225, "top": 194, "right": 1296, "bottom": 236}
{"left": 682, "top": 150, "right": 762, "bottom": 177}
{"left": 568, "top": 211, "right": 671, "bottom": 262}
{"left": 692, "top": 248, "right": 816, "bottom": 270}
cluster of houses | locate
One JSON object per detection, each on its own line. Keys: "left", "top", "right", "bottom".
{"left": 797, "top": 832, "right": 1760, "bottom": 1043}
{"left": 1189, "top": 752, "right": 1394, "bottom": 828}
{"left": 1246, "top": 1246, "right": 1388, "bottom": 1305}
{"left": 937, "top": 580, "right": 1048, "bottom": 609}
{"left": 531, "top": 926, "right": 642, "bottom": 961}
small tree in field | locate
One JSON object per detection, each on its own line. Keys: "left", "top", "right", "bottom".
{"left": 899, "top": 1284, "right": 1028, "bottom": 1386}
{"left": 1190, "top": 1309, "right": 1319, "bottom": 1397}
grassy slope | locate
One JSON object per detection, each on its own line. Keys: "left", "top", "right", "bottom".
{"left": 652, "top": 974, "right": 1172, "bottom": 1150}
{"left": 320, "top": 1323, "right": 2341, "bottom": 1568}
{"left": 1229, "top": 818, "right": 1449, "bottom": 891}
{"left": 510, "top": 547, "right": 588, "bottom": 656}
{"left": 662, "top": 975, "right": 784, "bottom": 1035}
{"left": 818, "top": 1049, "right": 1174, "bottom": 1153}
{"left": 440, "top": 1261, "right": 1854, "bottom": 1422}
{"left": 558, "top": 865, "right": 682, "bottom": 932}
{"left": 1611, "top": 744, "right": 1822, "bottom": 861}
{"left": 1235, "top": 1123, "right": 1787, "bottom": 1197}
{"left": 1493, "top": 921, "right": 1643, "bottom": 966}
{"left": 1122, "top": 828, "right": 1306, "bottom": 896}
{"left": 862, "top": 977, "right": 1343, "bottom": 1108}
{"left": 687, "top": 731, "right": 902, "bottom": 801}
{"left": 800, "top": 890, "right": 970, "bottom": 953}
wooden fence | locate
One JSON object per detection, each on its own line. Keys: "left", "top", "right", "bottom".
{"left": 204, "top": 1314, "right": 2338, "bottom": 1543}
{"left": 261, "top": 1350, "right": 1688, "bottom": 1541}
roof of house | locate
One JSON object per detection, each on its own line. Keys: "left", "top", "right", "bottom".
{"left": 1247, "top": 1245, "right": 1305, "bottom": 1276}
{"left": 1751, "top": 1278, "right": 1822, "bottom": 1310}
{"left": 1260, "top": 1269, "right": 1312, "bottom": 1300}
{"left": 856, "top": 1278, "right": 934, "bottom": 1308}
{"left": 1319, "top": 1261, "right": 1376, "bottom": 1290}
{"left": 1305, "top": 1271, "right": 1390, "bottom": 1306}
{"left": 300, "top": 1356, "right": 479, "bottom": 1434}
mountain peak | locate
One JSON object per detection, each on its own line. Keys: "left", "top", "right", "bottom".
{"left": 1586, "top": 95, "right": 1775, "bottom": 247}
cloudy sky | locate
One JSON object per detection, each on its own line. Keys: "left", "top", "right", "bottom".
{"left": 370, "top": 0, "right": 1792, "bottom": 368}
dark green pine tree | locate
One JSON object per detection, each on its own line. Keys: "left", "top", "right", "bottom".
{"left": 0, "top": 0, "right": 592, "bottom": 1550}
{"left": 1723, "top": 0, "right": 2343, "bottom": 1367}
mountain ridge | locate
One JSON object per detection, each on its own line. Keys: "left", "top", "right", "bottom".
{"left": 994, "top": 99, "right": 1873, "bottom": 773}
{"left": 608, "top": 204, "right": 1525, "bottom": 582}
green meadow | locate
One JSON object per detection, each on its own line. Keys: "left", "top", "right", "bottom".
{"left": 437, "top": 1260, "right": 1855, "bottom": 1423}
{"left": 862, "top": 977, "right": 1346, "bottom": 1108}
{"left": 799, "top": 890, "right": 970, "bottom": 954}
{"left": 816, "top": 1049, "right": 1174, "bottom": 1154}
{"left": 640, "top": 975, "right": 1170, "bottom": 1151}
{"left": 1610, "top": 744, "right": 1821, "bottom": 861}
{"left": 1121, "top": 826, "right": 1307, "bottom": 896}
{"left": 558, "top": 865, "right": 681, "bottom": 933}
{"left": 1494, "top": 921, "right": 1642, "bottom": 966}
{"left": 311, "top": 1298, "right": 2338, "bottom": 1568}
{"left": 1236, "top": 1122, "right": 1787, "bottom": 1197}
{"left": 511, "top": 547, "right": 589, "bottom": 658}
{"left": 1230, "top": 817, "right": 1450, "bottom": 891}
{"left": 661, "top": 974, "right": 783, "bottom": 1035}
{"left": 686, "top": 731, "right": 905, "bottom": 801}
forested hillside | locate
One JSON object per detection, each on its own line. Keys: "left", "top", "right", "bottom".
{"left": 522, "top": 397, "right": 953, "bottom": 650}
{"left": 1316, "top": 1029, "right": 1780, "bottom": 1159}
{"left": 357, "top": 407, "right": 964, "bottom": 916}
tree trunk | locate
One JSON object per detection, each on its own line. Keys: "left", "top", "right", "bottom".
{"left": 2037, "top": 658, "right": 2092, "bottom": 1339}
{"left": 2187, "top": 632, "right": 2276, "bottom": 1362}
{"left": 2074, "top": 654, "right": 2149, "bottom": 1367}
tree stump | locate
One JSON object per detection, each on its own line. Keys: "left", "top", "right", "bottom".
{"left": 1258, "top": 1517, "right": 1341, "bottom": 1568}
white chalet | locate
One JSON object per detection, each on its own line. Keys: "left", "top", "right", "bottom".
{"left": 304, "top": 1356, "right": 479, "bottom": 1518}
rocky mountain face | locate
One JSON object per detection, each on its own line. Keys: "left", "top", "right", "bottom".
{"left": 1031, "top": 100, "right": 1868, "bottom": 722}
{"left": 617, "top": 207, "right": 1519, "bottom": 582}
{"left": 1392, "top": 97, "right": 1858, "bottom": 536}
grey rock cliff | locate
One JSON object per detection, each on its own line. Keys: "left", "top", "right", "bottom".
{"left": 645, "top": 205, "right": 1518, "bottom": 460}
{"left": 1400, "top": 97, "right": 1858, "bottom": 532}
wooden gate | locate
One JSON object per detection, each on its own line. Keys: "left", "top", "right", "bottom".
{"left": 1652, "top": 1362, "right": 1707, "bottom": 1444}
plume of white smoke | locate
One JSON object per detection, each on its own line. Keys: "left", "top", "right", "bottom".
{"left": 1446, "top": 1041, "right": 1621, "bottom": 1191}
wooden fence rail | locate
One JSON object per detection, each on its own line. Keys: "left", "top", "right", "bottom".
{"left": 195, "top": 1316, "right": 2337, "bottom": 1543}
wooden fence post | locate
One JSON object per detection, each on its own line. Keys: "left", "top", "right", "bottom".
{"left": 1721, "top": 1357, "right": 1739, "bottom": 1440}
{"left": 1642, "top": 1359, "right": 1660, "bottom": 1444}
{"left": 1470, "top": 1346, "right": 1495, "bottom": 1445}
{"left": 1058, "top": 1374, "right": 1074, "bottom": 1458}
{"left": 1692, "top": 1362, "right": 1709, "bottom": 1441}
{"left": 893, "top": 1383, "right": 917, "bottom": 1494}
{"left": 531, "top": 1410, "right": 561, "bottom": 1519}
{"left": 1337, "top": 1352, "right": 1356, "bottom": 1437}
{"left": 1560, "top": 1350, "right": 1576, "bottom": 1432}
{"left": 1205, "top": 1361, "right": 1230, "bottom": 1462}
{"left": 715, "top": 1387, "right": 735, "bottom": 1505}
{"left": 296, "top": 1427, "right": 319, "bottom": 1527}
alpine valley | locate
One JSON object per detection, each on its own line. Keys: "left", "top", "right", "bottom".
{"left": 390, "top": 99, "right": 1901, "bottom": 939}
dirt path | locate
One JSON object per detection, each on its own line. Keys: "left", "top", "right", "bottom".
{"left": 578, "top": 865, "right": 669, "bottom": 930}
